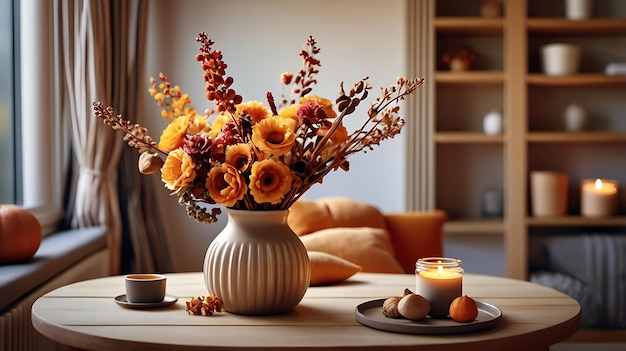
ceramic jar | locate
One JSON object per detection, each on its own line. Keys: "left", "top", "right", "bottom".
{"left": 541, "top": 44, "right": 581, "bottom": 76}
{"left": 203, "top": 209, "right": 310, "bottom": 315}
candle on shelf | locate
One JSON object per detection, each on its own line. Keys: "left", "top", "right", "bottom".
{"left": 415, "top": 257, "right": 463, "bottom": 318}
{"left": 581, "top": 178, "right": 618, "bottom": 217}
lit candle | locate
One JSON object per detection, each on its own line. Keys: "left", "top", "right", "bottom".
{"left": 581, "top": 178, "right": 618, "bottom": 217}
{"left": 415, "top": 257, "right": 463, "bottom": 318}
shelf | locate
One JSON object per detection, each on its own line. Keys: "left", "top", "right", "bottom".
{"left": 444, "top": 219, "right": 504, "bottom": 235}
{"left": 527, "top": 132, "right": 626, "bottom": 143}
{"left": 435, "top": 17, "right": 505, "bottom": 35}
{"left": 436, "top": 71, "right": 505, "bottom": 85}
{"left": 435, "top": 132, "right": 504, "bottom": 143}
{"left": 526, "top": 215, "right": 626, "bottom": 227}
{"left": 527, "top": 18, "right": 626, "bottom": 36}
{"left": 527, "top": 73, "right": 626, "bottom": 87}
{"left": 430, "top": 1, "right": 626, "bottom": 280}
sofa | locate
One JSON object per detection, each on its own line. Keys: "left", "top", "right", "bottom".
{"left": 287, "top": 197, "right": 447, "bottom": 285}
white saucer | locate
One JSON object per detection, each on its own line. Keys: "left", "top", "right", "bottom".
{"left": 114, "top": 294, "right": 178, "bottom": 309}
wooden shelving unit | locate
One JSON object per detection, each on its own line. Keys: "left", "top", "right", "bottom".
{"left": 428, "top": 0, "right": 626, "bottom": 280}
{"left": 435, "top": 71, "right": 505, "bottom": 84}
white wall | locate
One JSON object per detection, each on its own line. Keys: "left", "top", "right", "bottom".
{"left": 144, "top": 0, "right": 410, "bottom": 272}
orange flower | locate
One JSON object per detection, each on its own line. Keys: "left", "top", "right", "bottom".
{"left": 206, "top": 164, "right": 247, "bottom": 207}
{"left": 249, "top": 159, "right": 292, "bottom": 204}
{"left": 209, "top": 113, "right": 230, "bottom": 138}
{"left": 278, "top": 105, "right": 300, "bottom": 126}
{"left": 161, "top": 148, "right": 196, "bottom": 194}
{"left": 225, "top": 143, "right": 253, "bottom": 172}
{"left": 158, "top": 115, "right": 190, "bottom": 152}
{"left": 235, "top": 101, "right": 272, "bottom": 125}
{"left": 301, "top": 95, "right": 337, "bottom": 118}
{"left": 251, "top": 116, "right": 296, "bottom": 156}
{"left": 188, "top": 114, "right": 210, "bottom": 135}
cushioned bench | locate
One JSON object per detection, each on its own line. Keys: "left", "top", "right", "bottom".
{"left": 0, "top": 226, "right": 107, "bottom": 313}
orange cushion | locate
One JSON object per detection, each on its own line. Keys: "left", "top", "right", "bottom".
{"left": 288, "top": 197, "right": 386, "bottom": 236}
{"left": 384, "top": 210, "right": 447, "bottom": 274}
{"left": 299, "top": 227, "right": 403, "bottom": 273}
{"left": 308, "top": 251, "right": 362, "bottom": 286}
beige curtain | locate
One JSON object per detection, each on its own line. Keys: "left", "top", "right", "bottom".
{"left": 57, "top": 0, "right": 148, "bottom": 274}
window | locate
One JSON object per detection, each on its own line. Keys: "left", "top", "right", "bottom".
{"left": 0, "top": 0, "right": 17, "bottom": 205}
{"left": 3, "top": 0, "right": 65, "bottom": 235}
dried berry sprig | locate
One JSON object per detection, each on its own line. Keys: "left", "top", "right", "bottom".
{"left": 149, "top": 73, "right": 195, "bottom": 120}
{"left": 284, "top": 36, "right": 321, "bottom": 106}
{"left": 93, "top": 102, "right": 165, "bottom": 155}
{"left": 195, "top": 32, "right": 243, "bottom": 114}
{"left": 344, "top": 77, "right": 424, "bottom": 154}
{"left": 282, "top": 77, "right": 424, "bottom": 206}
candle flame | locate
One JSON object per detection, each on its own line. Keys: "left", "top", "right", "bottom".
{"left": 438, "top": 265, "right": 443, "bottom": 276}
{"left": 595, "top": 179, "right": 603, "bottom": 190}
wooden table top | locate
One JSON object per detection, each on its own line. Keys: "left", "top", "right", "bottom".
{"left": 31, "top": 272, "right": 581, "bottom": 351}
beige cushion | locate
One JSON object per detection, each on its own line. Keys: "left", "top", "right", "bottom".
{"left": 308, "top": 251, "right": 362, "bottom": 286}
{"left": 300, "top": 227, "right": 403, "bottom": 273}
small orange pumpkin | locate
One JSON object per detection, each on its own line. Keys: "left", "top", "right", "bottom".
{"left": 0, "top": 204, "right": 42, "bottom": 264}
{"left": 449, "top": 295, "right": 478, "bottom": 323}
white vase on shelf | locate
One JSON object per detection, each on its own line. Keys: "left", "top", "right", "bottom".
{"left": 566, "top": 0, "right": 592, "bottom": 20}
{"left": 483, "top": 109, "right": 503, "bottom": 135}
{"left": 564, "top": 103, "right": 586, "bottom": 131}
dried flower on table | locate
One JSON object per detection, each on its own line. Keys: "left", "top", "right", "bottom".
{"left": 186, "top": 294, "right": 223, "bottom": 316}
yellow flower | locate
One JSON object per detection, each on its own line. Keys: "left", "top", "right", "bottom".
{"left": 158, "top": 115, "right": 190, "bottom": 152}
{"left": 226, "top": 143, "right": 253, "bottom": 172}
{"left": 236, "top": 101, "right": 272, "bottom": 125}
{"left": 170, "top": 92, "right": 191, "bottom": 114}
{"left": 188, "top": 114, "right": 210, "bottom": 135}
{"left": 209, "top": 113, "right": 230, "bottom": 138}
{"left": 301, "top": 95, "right": 337, "bottom": 118}
{"left": 161, "top": 148, "right": 196, "bottom": 194}
{"left": 251, "top": 116, "right": 296, "bottom": 156}
{"left": 206, "top": 164, "right": 247, "bottom": 207}
{"left": 278, "top": 104, "right": 299, "bottom": 123}
{"left": 249, "top": 159, "right": 292, "bottom": 204}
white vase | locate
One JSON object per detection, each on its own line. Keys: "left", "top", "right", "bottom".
{"left": 203, "top": 209, "right": 310, "bottom": 315}
{"left": 483, "top": 109, "right": 503, "bottom": 135}
{"left": 564, "top": 103, "right": 586, "bottom": 131}
{"left": 566, "top": 0, "right": 592, "bottom": 20}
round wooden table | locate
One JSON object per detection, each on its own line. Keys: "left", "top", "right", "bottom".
{"left": 31, "top": 272, "right": 581, "bottom": 351}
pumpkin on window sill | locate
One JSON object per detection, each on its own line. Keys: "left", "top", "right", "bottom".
{"left": 441, "top": 47, "right": 477, "bottom": 72}
{"left": 0, "top": 204, "right": 42, "bottom": 264}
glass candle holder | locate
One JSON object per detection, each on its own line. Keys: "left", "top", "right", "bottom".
{"left": 580, "top": 178, "right": 618, "bottom": 217}
{"left": 415, "top": 257, "right": 463, "bottom": 318}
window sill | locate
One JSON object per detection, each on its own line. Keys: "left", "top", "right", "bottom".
{"left": 0, "top": 226, "right": 107, "bottom": 312}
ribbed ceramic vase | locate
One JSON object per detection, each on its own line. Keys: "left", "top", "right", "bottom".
{"left": 203, "top": 209, "right": 310, "bottom": 315}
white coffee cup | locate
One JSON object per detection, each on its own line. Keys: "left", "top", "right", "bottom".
{"left": 541, "top": 44, "right": 581, "bottom": 76}
{"left": 125, "top": 274, "right": 166, "bottom": 303}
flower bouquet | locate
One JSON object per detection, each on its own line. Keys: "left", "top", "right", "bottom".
{"left": 94, "top": 33, "right": 423, "bottom": 224}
